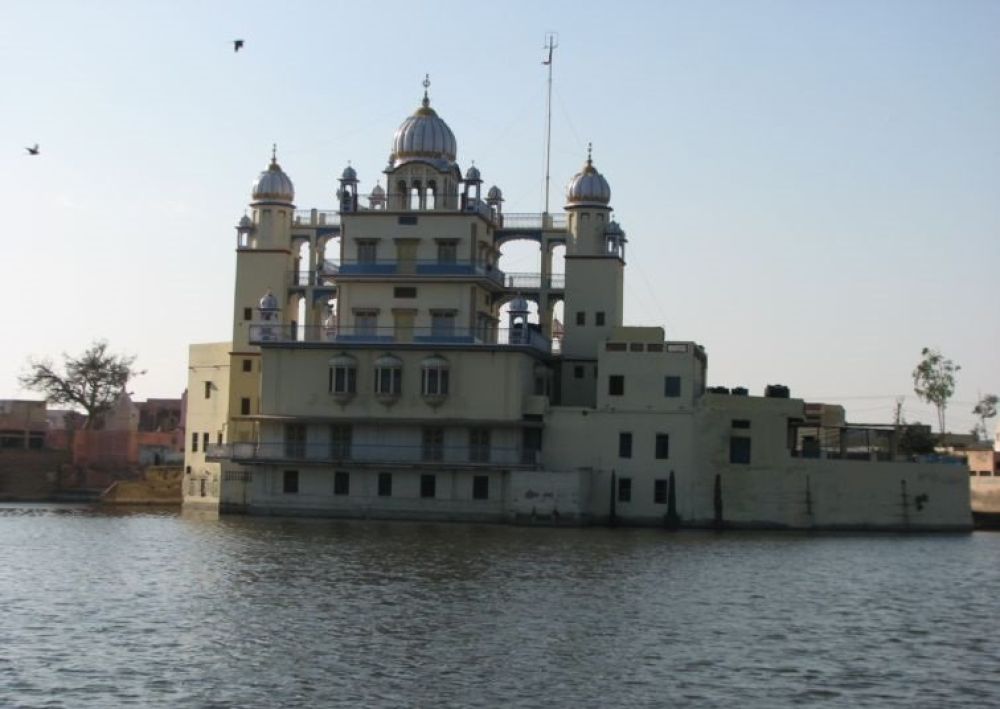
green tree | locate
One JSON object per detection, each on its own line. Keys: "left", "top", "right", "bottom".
{"left": 19, "top": 341, "right": 143, "bottom": 429}
{"left": 973, "top": 393, "right": 998, "bottom": 440}
{"left": 898, "top": 423, "right": 937, "bottom": 456}
{"left": 912, "top": 347, "right": 960, "bottom": 435}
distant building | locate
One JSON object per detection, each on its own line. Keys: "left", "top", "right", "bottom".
{"left": 0, "top": 400, "right": 47, "bottom": 450}
{"left": 183, "top": 83, "right": 971, "bottom": 530}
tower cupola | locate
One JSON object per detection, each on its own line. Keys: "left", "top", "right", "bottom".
{"left": 251, "top": 146, "right": 294, "bottom": 204}
{"left": 565, "top": 144, "right": 610, "bottom": 208}
{"left": 338, "top": 162, "right": 359, "bottom": 213}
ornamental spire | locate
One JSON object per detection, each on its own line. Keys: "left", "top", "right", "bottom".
{"left": 422, "top": 74, "right": 431, "bottom": 108}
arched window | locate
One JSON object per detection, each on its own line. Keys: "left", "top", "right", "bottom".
{"left": 421, "top": 355, "right": 450, "bottom": 406}
{"left": 328, "top": 354, "right": 357, "bottom": 402}
{"left": 374, "top": 354, "right": 403, "bottom": 402}
{"left": 426, "top": 180, "right": 437, "bottom": 210}
{"left": 409, "top": 183, "right": 421, "bottom": 210}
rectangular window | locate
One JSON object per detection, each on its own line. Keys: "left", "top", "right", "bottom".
{"left": 355, "top": 310, "right": 378, "bottom": 336}
{"left": 437, "top": 241, "right": 458, "bottom": 264}
{"left": 357, "top": 240, "right": 377, "bottom": 263}
{"left": 618, "top": 477, "right": 632, "bottom": 502}
{"left": 243, "top": 307, "right": 253, "bottom": 321}
{"left": 330, "top": 425, "right": 352, "bottom": 460}
{"left": 191, "top": 432, "right": 198, "bottom": 453}
{"left": 242, "top": 359, "right": 253, "bottom": 372}
{"left": 574, "top": 365, "right": 584, "bottom": 379}
{"left": 596, "top": 312, "right": 606, "bottom": 326}
{"left": 393, "top": 286, "right": 417, "bottom": 298}
{"left": 375, "top": 363, "right": 402, "bottom": 396}
{"left": 619, "top": 432, "right": 633, "bottom": 459}
{"left": 605, "top": 342, "right": 627, "bottom": 352}
{"left": 420, "top": 474, "right": 436, "bottom": 499}
{"left": 334, "top": 471, "right": 350, "bottom": 496}
{"left": 655, "top": 433, "right": 670, "bottom": 460}
{"left": 397, "top": 215, "right": 417, "bottom": 226}
{"left": 423, "top": 427, "right": 444, "bottom": 462}
{"left": 431, "top": 312, "right": 456, "bottom": 338}
{"left": 654, "top": 479, "right": 668, "bottom": 504}
{"left": 647, "top": 343, "right": 664, "bottom": 352}
{"left": 283, "top": 470, "right": 299, "bottom": 494}
{"left": 284, "top": 423, "right": 307, "bottom": 458}
{"left": 378, "top": 472, "right": 393, "bottom": 497}
{"left": 202, "top": 432, "right": 209, "bottom": 452}
{"left": 217, "top": 432, "right": 223, "bottom": 445}
{"left": 732, "top": 419, "right": 751, "bottom": 429}
{"left": 730, "top": 437, "right": 751, "bottom": 464}
{"left": 469, "top": 428, "right": 491, "bottom": 463}
{"left": 473, "top": 475, "right": 489, "bottom": 500}
{"left": 576, "top": 311, "right": 585, "bottom": 326}
{"left": 664, "top": 376, "right": 681, "bottom": 398}
{"left": 240, "top": 397, "right": 251, "bottom": 416}
{"left": 204, "top": 382, "right": 211, "bottom": 399}
{"left": 609, "top": 375, "right": 624, "bottom": 396}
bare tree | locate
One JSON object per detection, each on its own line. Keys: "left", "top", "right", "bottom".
{"left": 912, "top": 348, "right": 960, "bottom": 435}
{"left": 973, "top": 393, "right": 998, "bottom": 441}
{"left": 19, "top": 341, "right": 144, "bottom": 429}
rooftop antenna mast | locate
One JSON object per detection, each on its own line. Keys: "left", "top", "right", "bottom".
{"left": 542, "top": 32, "right": 558, "bottom": 216}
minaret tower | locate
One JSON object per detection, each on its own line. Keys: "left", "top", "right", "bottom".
{"left": 560, "top": 145, "right": 624, "bottom": 405}
{"left": 228, "top": 147, "right": 296, "bottom": 440}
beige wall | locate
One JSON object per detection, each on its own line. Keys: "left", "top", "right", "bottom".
{"left": 183, "top": 342, "right": 231, "bottom": 508}
{"left": 259, "top": 347, "right": 540, "bottom": 421}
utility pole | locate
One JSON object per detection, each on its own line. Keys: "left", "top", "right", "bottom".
{"left": 542, "top": 32, "right": 558, "bottom": 216}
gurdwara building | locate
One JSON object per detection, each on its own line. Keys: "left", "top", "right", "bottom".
{"left": 183, "top": 85, "right": 971, "bottom": 530}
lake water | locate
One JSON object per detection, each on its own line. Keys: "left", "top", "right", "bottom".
{"left": 2, "top": 504, "right": 999, "bottom": 708}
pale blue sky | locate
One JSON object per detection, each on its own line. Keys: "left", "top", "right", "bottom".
{"left": 2, "top": 0, "right": 997, "bottom": 433}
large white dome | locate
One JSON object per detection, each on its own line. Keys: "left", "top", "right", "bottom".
{"left": 251, "top": 151, "right": 294, "bottom": 203}
{"left": 565, "top": 148, "right": 611, "bottom": 207}
{"left": 391, "top": 88, "right": 457, "bottom": 166}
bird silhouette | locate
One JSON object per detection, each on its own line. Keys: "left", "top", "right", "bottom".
{"left": 233, "top": 39, "right": 244, "bottom": 52}
{"left": 25, "top": 144, "right": 39, "bottom": 156}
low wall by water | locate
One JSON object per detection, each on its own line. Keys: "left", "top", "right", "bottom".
{"left": 0, "top": 450, "right": 69, "bottom": 500}
{"left": 101, "top": 466, "right": 183, "bottom": 505}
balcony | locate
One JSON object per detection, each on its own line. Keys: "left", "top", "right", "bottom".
{"left": 293, "top": 209, "right": 340, "bottom": 227}
{"left": 503, "top": 272, "right": 566, "bottom": 290}
{"left": 249, "top": 324, "right": 553, "bottom": 353}
{"left": 332, "top": 260, "right": 505, "bottom": 285}
{"left": 206, "top": 441, "right": 541, "bottom": 469}
{"left": 499, "top": 213, "right": 568, "bottom": 230}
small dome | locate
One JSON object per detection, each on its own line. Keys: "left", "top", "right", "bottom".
{"left": 238, "top": 214, "right": 253, "bottom": 228}
{"left": 251, "top": 150, "right": 294, "bottom": 203}
{"left": 371, "top": 182, "right": 385, "bottom": 197}
{"left": 259, "top": 290, "right": 278, "bottom": 311}
{"left": 486, "top": 185, "right": 503, "bottom": 202}
{"left": 508, "top": 295, "right": 530, "bottom": 313}
{"left": 566, "top": 147, "right": 610, "bottom": 207}
{"left": 465, "top": 164, "right": 481, "bottom": 182}
{"left": 605, "top": 220, "right": 624, "bottom": 236}
{"left": 390, "top": 80, "right": 457, "bottom": 166}
{"left": 341, "top": 164, "right": 357, "bottom": 181}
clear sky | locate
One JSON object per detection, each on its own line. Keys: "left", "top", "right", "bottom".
{"left": 2, "top": 0, "right": 997, "bottom": 434}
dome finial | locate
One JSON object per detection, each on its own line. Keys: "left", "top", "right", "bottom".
{"left": 587, "top": 142, "right": 593, "bottom": 167}
{"left": 422, "top": 73, "right": 431, "bottom": 107}
{"left": 271, "top": 143, "right": 277, "bottom": 165}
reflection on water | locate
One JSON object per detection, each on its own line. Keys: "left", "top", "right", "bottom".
{"left": 2, "top": 504, "right": 1000, "bottom": 708}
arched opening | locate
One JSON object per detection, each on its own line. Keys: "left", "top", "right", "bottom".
{"left": 426, "top": 180, "right": 437, "bottom": 210}
{"left": 289, "top": 294, "right": 305, "bottom": 342}
{"left": 295, "top": 241, "right": 311, "bottom": 286}
{"left": 409, "top": 183, "right": 421, "bottom": 210}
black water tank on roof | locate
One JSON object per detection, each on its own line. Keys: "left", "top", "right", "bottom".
{"left": 765, "top": 384, "right": 790, "bottom": 398}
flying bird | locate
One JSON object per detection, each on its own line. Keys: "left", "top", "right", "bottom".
{"left": 25, "top": 144, "right": 39, "bottom": 156}
{"left": 233, "top": 39, "right": 244, "bottom": 52}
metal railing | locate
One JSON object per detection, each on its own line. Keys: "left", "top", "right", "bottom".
{"left": 293, "top": 209, "right": 340, "bottom": 227}
{"left": 331, "top": 260, "right": 505, "bottom": 285}
{"left": 497, "top": 213, "right": 568, "bottom": 230}
{"left": 249, "top": 324, "right": 552, "bottom": 352}
{"left": 207, "top": 441, "right": 540, "bottom": 468}
{"left": 503, "top": 272, "right": 566, "bottom": 290}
